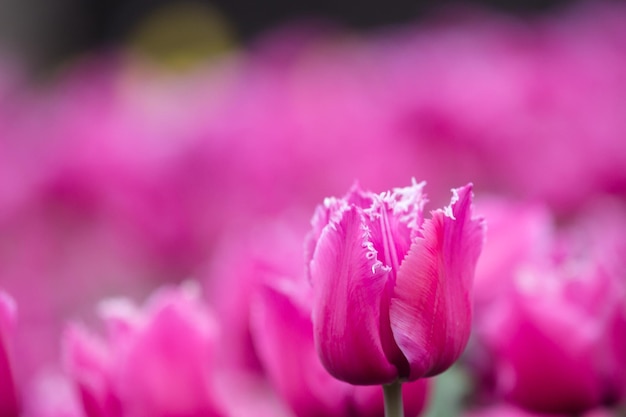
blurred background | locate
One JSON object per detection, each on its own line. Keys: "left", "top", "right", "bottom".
{"left": 1, "top": 1, "right": 626, "bottom": 416}
{"left": 0, "top": 0, "right": 572, "bottom": 74}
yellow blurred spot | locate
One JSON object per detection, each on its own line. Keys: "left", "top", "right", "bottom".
{"left": 128, "top": 2, "right": 236, "bottom": 70}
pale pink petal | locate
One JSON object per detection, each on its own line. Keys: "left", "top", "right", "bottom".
{"left": 390, "top": 184, "right": 484, "bottom": 380}
{"left": 305, "top": 184, "right": 371, "bottom": 270}
{"left": 214, "top": 370, "right": 295, "bottom": 417}
{"left": 63, "top": 284, "right": 223, "bottom": 417}
{"left": 62, "top": 324, "right": 121, "bottom": 417}
{"left": 310, "top": 206, "right": 398, "bottom": 385}
{"left": 22, "top": 370, "right": 85, "bottom": 417}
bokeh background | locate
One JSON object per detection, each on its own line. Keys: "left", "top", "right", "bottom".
{"left": 1, "top": 1, "right": 626, "bottom": 417}
{"left": 0, "top": 0, "right": 570, "bottom": 73}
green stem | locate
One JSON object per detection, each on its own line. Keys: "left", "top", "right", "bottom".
{"left": 383, "top": 380, "right": 404, "bottom": 417}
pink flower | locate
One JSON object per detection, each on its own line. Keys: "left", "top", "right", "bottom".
{"left": 0, "top": 290, "right": 20, "bottom": 416}
{"left": 472, "top": 199, "right": 626, "bottom": 414}
{"left": 63, "top": 284, "right": 223, "bottom": 417}
{"left": 307, "top": 181, "right": 485, "bottom": 385}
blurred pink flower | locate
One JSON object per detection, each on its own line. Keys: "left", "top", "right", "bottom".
{"left": 462, "top": 198, "right": 554, "bottom": 403}
{"left": 307, "top": 181, "right": 484, "bottom": 385}
{"left": 377, "top": 2, "right": 626, "bottom": 211}
{"left": 63, "top": 284, "right": 224, "bottom": 417}
{"left": 471, "top": 199, "right": 626, "bottom": 413}
{"left": 472, "top": 199, "right": 553, "bottom": 313}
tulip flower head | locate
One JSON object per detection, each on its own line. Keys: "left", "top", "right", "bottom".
{"left": 307, "top": 180, "right": 485, "bottom": 386}
{"left": 63, "top": 283, "right": 223, "bottom": 417}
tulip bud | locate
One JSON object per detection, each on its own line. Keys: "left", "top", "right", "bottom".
{"left": 307, "top": 181, "right": 485, "bottom": 385}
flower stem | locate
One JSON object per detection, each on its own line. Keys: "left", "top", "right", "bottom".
{"left": 383, "top": 380, "right": 404, "bottom": 417}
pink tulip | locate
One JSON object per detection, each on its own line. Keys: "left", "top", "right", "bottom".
{"left": 63, "top": 284, "right": 223, "bottom": 417}
{"left": 0, "top": 290, "right": 20, "bottom": 416}
{"left": 483, "top": 271, "right": 607, "bottom": 413}
{"left": 462, "top": 199, "right": 554, "bottom": 402}
{"left": 472, "top": 199, "right": 626, "bottom": 414}
{"left": 307, "top": 181, "right": 484, "bottom": 385}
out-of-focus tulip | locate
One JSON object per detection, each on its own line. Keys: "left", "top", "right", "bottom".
{"left": 307, "top": 181, "right": 484, "bottom": 385}
{"left": 462, "top": 199, "right": 554, "bottom": 402}
{"left": 483, "top": 271, "right": 607, "bottom": 413}
{"left": 474, "top": 200, "right": 626, "bottom": 414}
{"left": 63, "top": 283, "right": 223, "bottom": 417}
{"left": 472, "top": 199, "right": 553, "bottom": 314}
{"left": 0, "top": 290, "right": 20, "bottom": 416}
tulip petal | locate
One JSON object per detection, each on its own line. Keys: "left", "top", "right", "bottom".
{"left": 390, "top": 184, "right": 484, "bottom": 380}
{"left": 0, "top": 292, "right": 19, "bottom": 416}
{"left": 310, "top": 206, "right": 398, "bottom": 385}
{"left": 251, "top": 281, "right": 350, "bottom": 417}
{"left": 62, "top": 324, "right": 121, "bottom": 417}
{"left": 115, "top": 287, "right": 221, "bottom": 417}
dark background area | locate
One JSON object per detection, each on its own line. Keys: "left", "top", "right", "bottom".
{"left": 0, "top": 0, "right": 573, "bottom": 73}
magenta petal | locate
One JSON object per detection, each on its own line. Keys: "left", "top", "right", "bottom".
{"left": 390, "top": 184, "right": 485, "bottom": 380}
{"left": 250, "top": 281, "right": 350, "bottom": 417}
{"left": 0, "top": 291, "right": 19, "bottom": 417}
{"left": 63, "top": 324, "right": 121, "bottom": 417}
{"left": 310, "top": 206, "right": 398, "bottom": 385}
{"left": 114, "top": 287, "right": 221, "bottom": 417}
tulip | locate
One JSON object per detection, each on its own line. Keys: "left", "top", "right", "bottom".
{"left": 63, "top": 283, "right": 224, "bottom": 417}
{"left": 470, "top": 199, "right": 626, "bottom": 414}
{"left": 307, "top": 181, "right": 484, "bottom": 397}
